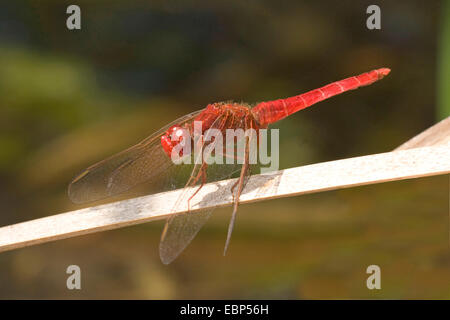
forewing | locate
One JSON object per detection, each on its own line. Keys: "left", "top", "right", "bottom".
{"left": 68, "top": 110, "right": 202, "bottom": 204}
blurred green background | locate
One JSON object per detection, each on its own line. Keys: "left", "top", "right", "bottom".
{"left": 0, "top": 0, "right": 449, "bottom": 299}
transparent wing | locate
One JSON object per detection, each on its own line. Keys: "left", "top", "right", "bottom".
{"left": 159, "top": 111, "right": 253, "bottom": 264}
{"left": 68, "top": 110, "right": 203, "bottom": 204}
{"left": 159, "top": 162, "right": 243, "bottom": 265}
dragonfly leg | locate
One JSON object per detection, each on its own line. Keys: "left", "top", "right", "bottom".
{"left": 187, "top": 162, "right": 208, "bottom": 212}
{"left": 230, "top": 179, "right": 239, "bottom": 202}
{"left": 184, "top": 111, "right": 229, "bottom": 212}
{"left": 224, "top": 120, "right": 252, "bottom": 255}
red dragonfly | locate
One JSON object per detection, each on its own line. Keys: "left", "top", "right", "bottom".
{"left": 69, "top": 68, "right": 390, "bottom": 264}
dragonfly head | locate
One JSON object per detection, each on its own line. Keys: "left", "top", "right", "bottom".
{"left": 161, "top": 124, "right": 187, "bottom": 158}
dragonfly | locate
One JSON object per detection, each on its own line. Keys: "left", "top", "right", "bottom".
{"left": 68, "top": 67, "right": 390, "bottom": 264}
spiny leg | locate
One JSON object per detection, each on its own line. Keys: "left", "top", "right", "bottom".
{"left": 230, "top": 158, "right": 253, "bottom": 201}
{"left": 223, "top": 122, "right": 252, "bottom": 255}
{"left": 183, "top": 129, "right": 210, "bottom": 211}
{"left": 186, "top": 111, "right": 230, "bottom": 211}
{"left": 229, "top": 116, "right": 254, "bottom": 202}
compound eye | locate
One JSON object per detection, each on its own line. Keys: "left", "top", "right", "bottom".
{"left": 172, "top": 127, "right": 185, "bottom": 140}
{"left": 161, "top": 134, "right": 174, "bottom": 156}
{"left": 165, "top": 125, "right": 183, "bottom": 139}
{"left": 161, "top": 124, "right": 191, "bottom": 158}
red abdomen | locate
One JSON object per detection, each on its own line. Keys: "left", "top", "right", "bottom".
{"left": 252, "top": 68, "right": 390, "bottom": 126}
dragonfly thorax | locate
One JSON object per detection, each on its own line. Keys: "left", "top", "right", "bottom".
{"left": 160, "top": 102, "right": 262, "bottom": 158}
